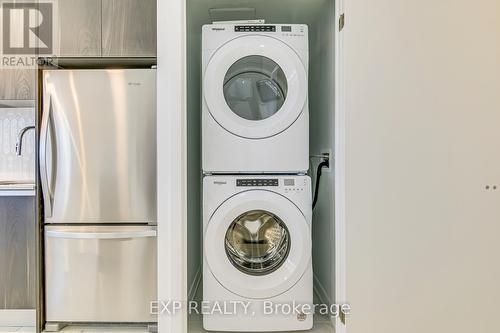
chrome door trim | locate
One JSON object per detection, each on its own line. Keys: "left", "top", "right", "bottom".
{"left": 39, "top": 96, "right": 53, "bottom": 217}
{"left": 45, "top": 229, "right": 157, "bottom": 239}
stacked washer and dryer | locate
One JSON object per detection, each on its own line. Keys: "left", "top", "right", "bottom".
{"left": 202, "top": 23, "right": 313, "bottom": 331}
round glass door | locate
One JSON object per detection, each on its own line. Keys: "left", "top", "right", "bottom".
{"left": 223, "top": 56, "right": 288, "bottom": 121}
{"left": 225, "top": 209, "right": 290, "bottom": 276}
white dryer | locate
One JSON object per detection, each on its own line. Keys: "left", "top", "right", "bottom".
{"left": 203, "top": 175, "right": 313, "bottom": 331}
{"left": 202, "top": 24, "right": 309, "bottom": 174}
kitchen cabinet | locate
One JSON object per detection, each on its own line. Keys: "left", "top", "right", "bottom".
{"left": 0, "top": 197, "right": 36, "bottom": 309}
{"left": 55, "top": 0, "right": 156, "bottom": 57}
{"left": 102, "top": 0, "right": 156, "bottom": 56}
{"left": 0, "top": 70, "right": 35, "bottom": 100}
{"left": 56, "top": 0, "right": 101, "bottom": 56}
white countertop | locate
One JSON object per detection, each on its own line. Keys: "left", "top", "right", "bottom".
{"left": 0, "top": 183, "right": 36, "bottom": 196}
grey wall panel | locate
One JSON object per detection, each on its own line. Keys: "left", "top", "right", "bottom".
{"left": 186, "top": 1, "right": 202, "bottom": 300}
{"left": 0, "top": 197, "right": 36, "bottom": 309}
{"left": 308, "top": 0, "right": 336, "bottom": 306}
{"left": 0, "top": 70, "right": 35, "bottom": 100}
{"left": 102, "top": 0, "right": 156, "bottom": 56}
{"left": 57, "top": 0, "right": 102, "bottom": 56}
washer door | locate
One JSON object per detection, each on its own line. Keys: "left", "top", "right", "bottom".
{"left": 205, "top": 190, "right": 311, "bottom": 299}
{"left": 204, "top": 35, "right": 307, "bottom": 139}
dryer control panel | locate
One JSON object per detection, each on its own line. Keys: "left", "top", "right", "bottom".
{"left": 232, "top": 24, "right": 306, "bottom": 37}
{"left": 283, "top": 177, "right": 308, "bottom": 193}
{"left": 236, "top": 178, "right": 278, "bottom": 187}
{"left": 234, "top": 177, "right": 308, "bottom": 193}
{"left": 203, "top": 24, "right": 308, "bottom": 52}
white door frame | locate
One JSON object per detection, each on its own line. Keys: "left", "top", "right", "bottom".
{"left": 157, "top": 0, "right": 187, "bottom": 332}
{"left": 335, "top": 0, "right": 347, "bottom": 332}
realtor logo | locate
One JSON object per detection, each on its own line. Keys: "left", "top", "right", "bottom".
{"left": 2, "top": 1, "right": 53, "bottom": 55}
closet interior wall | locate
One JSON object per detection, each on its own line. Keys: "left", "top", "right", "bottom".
{"left": 186, "top": 0, "right": 336, "bottom": 308}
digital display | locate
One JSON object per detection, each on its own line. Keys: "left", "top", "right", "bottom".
{"left": 281, "top": 26, "right": 292, "bottom": 32}
{"left": 284, "top": 179, "right": 295, "bottom": 186}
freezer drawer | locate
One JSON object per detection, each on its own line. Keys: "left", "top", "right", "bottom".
{"left": 45, "top": 225, "right": 157, "bottom": 323}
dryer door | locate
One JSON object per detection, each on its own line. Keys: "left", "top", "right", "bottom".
{"left": 204, "top": 35, "right": 308, "bottom": 139}
{"left": 205, "top": 190, "right": 311, "bottom": 299}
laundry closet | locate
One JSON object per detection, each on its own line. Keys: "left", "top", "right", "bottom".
{"left": 158, "top": 0, "right": 500, "bottom": 333}
{"left": 181, "top": 0, "right": 337, "bottom": 332}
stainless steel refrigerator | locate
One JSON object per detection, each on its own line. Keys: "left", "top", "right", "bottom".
{"left": 41, "top": 69, "right": 157, "bottom": 324}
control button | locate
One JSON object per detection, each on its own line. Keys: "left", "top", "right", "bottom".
{"left": 236, "top": 179, "right": 279, "bottom": 187}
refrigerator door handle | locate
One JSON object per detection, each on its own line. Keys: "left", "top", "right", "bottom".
{"left": 45, "top": 229, "right": 157, "bottom": 239}
{"left": 39, "top": 95, "right": 54, "bottom": 217}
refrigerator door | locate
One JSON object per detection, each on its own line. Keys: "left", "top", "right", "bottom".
{"left": 44, "top": 225, "right": 157, "bottom": 323}
{"left": 41, "top": 69, "right": 156, "bottom": 224}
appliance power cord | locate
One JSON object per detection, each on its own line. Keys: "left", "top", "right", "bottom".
{"left": 312, "top": 157, "right": 330, "bottom": 209}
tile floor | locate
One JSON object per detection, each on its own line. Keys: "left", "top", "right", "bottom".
{"left": 0, "top": 326, "right": 150, "bottom": 333}
{"left": 54, "top": 326, "right": 150, "bottom": 333}
{"left": 0, "top": 328, "right": 35, "bottom": 333}
{"left": 2, "top": 317, "right": 333, "bottom": 333}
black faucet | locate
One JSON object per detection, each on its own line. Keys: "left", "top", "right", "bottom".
{"left": 15, "top": 125, "right": 35, "bottom": 156}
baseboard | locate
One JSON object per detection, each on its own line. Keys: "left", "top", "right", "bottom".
{"left": 188, "top": 266, "right": 202, "bottom": 301}
{"left": 0, "top": 309, "right": 36, "bottom": 326}
{"left": 313, "top": 274, "right": 332, "bottom": 305}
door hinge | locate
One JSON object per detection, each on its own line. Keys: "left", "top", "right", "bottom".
{"left": 339, "top": 310, "right": 346, "bottom": 325}
{"left": 339, "top": 13, "right": 345, "bottom": 31}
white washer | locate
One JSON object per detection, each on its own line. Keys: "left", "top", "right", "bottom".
{"left": 202, "top": 24, "right": 309, "bottom": 174}
{"left": 203, "top": 175, "right": 313, "bottom": 331}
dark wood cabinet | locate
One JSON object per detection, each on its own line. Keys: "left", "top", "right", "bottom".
{"left": 0, "top": 197, "right": 36, "bottom": 309}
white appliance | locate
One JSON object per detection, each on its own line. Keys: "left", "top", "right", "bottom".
{"left": 202, "top": 24, "right": 309, "bottom": 174}
{"left": 203, "top": 175, "right": 313, "bottom": 331}
{"left": 41, "top": 69, "right": 157, "bottom": 325}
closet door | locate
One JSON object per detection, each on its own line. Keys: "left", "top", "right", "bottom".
{"left": 339, "top": 1, "right": 500, "bottom": 333}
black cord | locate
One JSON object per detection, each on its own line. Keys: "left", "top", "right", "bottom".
{"left": 312, "top": 159, "right": 330, "bottom": 209}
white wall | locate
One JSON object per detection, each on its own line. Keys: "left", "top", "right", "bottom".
{"left": 157, "top": 0, "right": 187, "bottom": 331}
{"left": 343, "top": 0, "right": 500, "bottom": 332}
